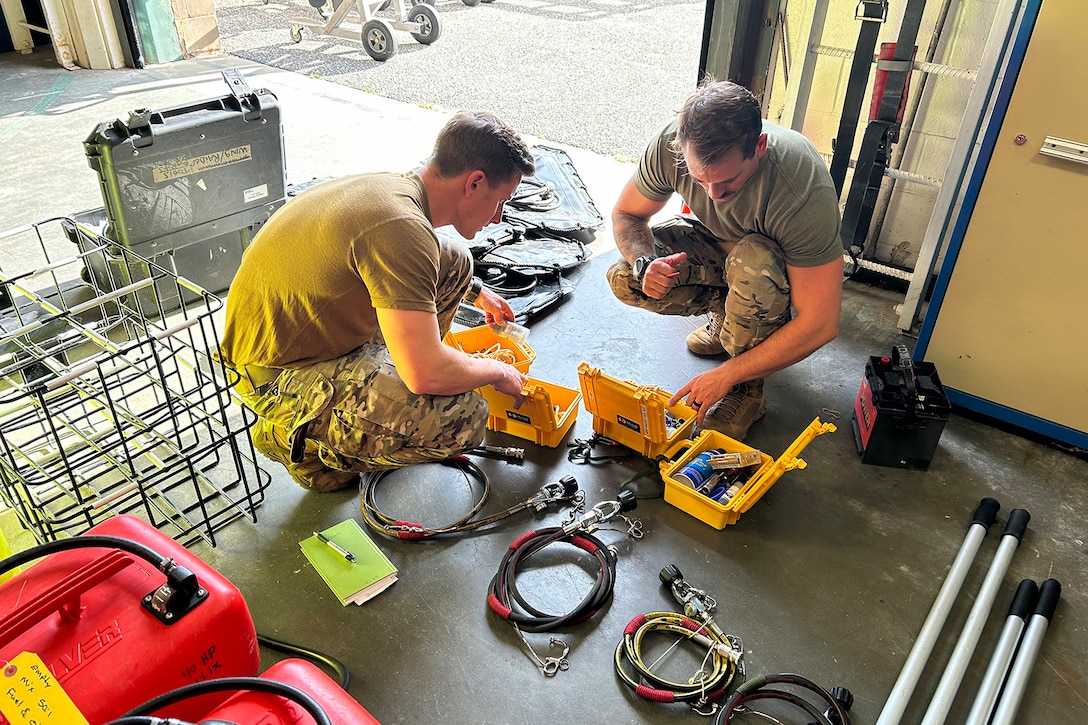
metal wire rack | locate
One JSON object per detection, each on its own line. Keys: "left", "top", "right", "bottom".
{"left": 0, "top": 217, "right": 271, "bottom": 547}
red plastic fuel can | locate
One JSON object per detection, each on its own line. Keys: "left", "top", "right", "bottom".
{"left": 197, "top": 658, "right": 382, "bottom": 724}
{"left": 0, "top": 515, "right": 260, "bottom": 724}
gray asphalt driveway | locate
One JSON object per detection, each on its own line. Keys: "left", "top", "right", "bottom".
{"left": 214, "top": 0, "right": 705, "bottom": 159}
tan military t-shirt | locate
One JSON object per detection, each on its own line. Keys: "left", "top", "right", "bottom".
{"left": 634, "top": 119, "right": 842, "bottom": 268}
{"left": 220, "top": 172, "right": 438, "bottom": 369}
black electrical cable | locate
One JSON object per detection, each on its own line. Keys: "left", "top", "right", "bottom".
{"left": 566, "top": 433, "right": 641, "bottom": 465}
{"left": 508, "top": 177, "right": 562, "bottom": 213}
{"left": 110, "top": 677, "right": 331, "bottom": 725}
{"left": 0, "top": 535, "right": 167, "bottom": 576}
{"left": 482, "top": 246, "right": 586, "bottom": 275}
{"left": 713, "top": 673, "right": 850, "bottom": 725}
{"left": 487, "top": 525, "right": 617, "bottom": 632}
{"left": 257, "top": 632, "right": 350, "bottom": 690}
{"left": 724, "top": 689, "right": 829, "bottom": 723}
{"left": 566, "top": 434, "right": 667, "bottom": 501}
{"left": 614, "top": 610, "right": 740, "bottom": 707}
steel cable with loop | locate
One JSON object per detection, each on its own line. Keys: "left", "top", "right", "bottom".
{"left": 487, "top": 525, "right": 618, "bottom": 633}
{"left": 360, "top": 456, "right": 582, "bottom": 540}
{"left": 487, "top": 493, "right": 641, "bottom": 675}
{"left": 614, "top": 610, "right": 741, "bottom": 708}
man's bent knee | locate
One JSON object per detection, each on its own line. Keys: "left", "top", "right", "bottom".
{"left": 606, "top": 258, "right": 644, "bottom": 308}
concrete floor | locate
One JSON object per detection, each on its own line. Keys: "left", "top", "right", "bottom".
{"left": 2, "top": 49, "right": 1087, "bottom": 725}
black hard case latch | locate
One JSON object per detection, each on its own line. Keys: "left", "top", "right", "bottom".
{"left": 221, "top": 67, "right": 266, "bottom": 122}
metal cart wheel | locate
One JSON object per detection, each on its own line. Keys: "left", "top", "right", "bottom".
{"left": 290, "top": 24, "right": 304, "bottom": 43}
{"left": 361, "top": 18, "right": 398, "bottom": 61}
{"left": 462, "top": 0, "right": 482, "bottom": 6}
{"left": 408, "top": 3, "right": 442, "bottom": 44}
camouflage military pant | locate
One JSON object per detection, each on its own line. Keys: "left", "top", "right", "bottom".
{"left": 606, "top": 216, "right": 791, "bottom": 356}
{"left": 238, "top": 236, "right": 487, "bottom": 474}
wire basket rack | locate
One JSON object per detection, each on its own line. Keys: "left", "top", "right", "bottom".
{"left": 0, "top": 217, "right": 271, "bottom": 547}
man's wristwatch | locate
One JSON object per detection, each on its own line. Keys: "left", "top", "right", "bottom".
{"left": 464, "top": 276, "right": 484, "bottom": 305}
{"left": 632, "top": 255, "right": 656, "bottom": 283}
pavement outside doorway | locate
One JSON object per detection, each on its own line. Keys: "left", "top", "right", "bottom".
{"left": 214, "top": 0, "right": 706, "bottom": 160}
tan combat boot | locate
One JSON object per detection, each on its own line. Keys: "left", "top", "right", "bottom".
{"left": 685, "top": 313, "right": 726, "bottom": 356}
{"left": 701, "top": 380, "right": 767, "bottom": 441}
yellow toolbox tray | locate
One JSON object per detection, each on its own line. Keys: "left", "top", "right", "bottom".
{"left": 444, "top": 325, "right": 536, "bottom": 374}
{"left": 659, "top": 417, "right": 837, "bottom": 529}
{"left": 577, "top": 362, "right": 697, "bottom": 458}
{"left": 479, "top": 378, "right": 581, "bottom": 448}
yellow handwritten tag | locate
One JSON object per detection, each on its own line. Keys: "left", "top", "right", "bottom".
{"left": 0, "top": 652, "right": 89, "bottom": 725}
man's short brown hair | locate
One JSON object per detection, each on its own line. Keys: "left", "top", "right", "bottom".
{"left": 674, "top": 80, "right": 763, "bottom": 165}
{"left": 430, "top": 111, "right": 535, "bottom": 184}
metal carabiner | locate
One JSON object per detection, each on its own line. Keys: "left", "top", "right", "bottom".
{"left": 691, "top": 699, "right": 719, "bottom": 717}
{"left": 541, "top": 637, "right": 570, "bottom": 676}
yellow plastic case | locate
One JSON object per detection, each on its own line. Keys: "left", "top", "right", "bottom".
{"left": 444, "top": 325, "right": 536, "bottom": 374}
{"left": 479, "top": 378, "right": 581, "bottom": 448}
{"left": 577, "top": 362, "right": 697, "bottom": 458}
{"left": 659, "top": 418, "right": 837, "bottom": 529}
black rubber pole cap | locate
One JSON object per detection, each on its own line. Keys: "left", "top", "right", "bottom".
{"left": 971, "top": 497, "right": 1001, "bottom": 530}
{"left": 1035, "top": 579, "right": 1061, "bottom": 621}
{"left": 1008, "top": 579, "right": 1039, "bottom": 620}
{"left": 1002, "top": 509, "right": 1030, "bottom": 543}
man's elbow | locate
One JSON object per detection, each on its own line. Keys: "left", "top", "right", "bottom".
{"left": 399, "top": 367, "right": 440, "bottom": 396}
{"left": 817, "top": 317, "right": 839, "bottom": 348}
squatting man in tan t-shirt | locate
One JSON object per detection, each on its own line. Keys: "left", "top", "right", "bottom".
{"left": 608, "top": 80, "right": 844, "bottom": 440}
{"left": 219, "top": 111, "right": 536, "bottom": 491}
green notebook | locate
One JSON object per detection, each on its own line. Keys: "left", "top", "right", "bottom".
{"left": 300, "top": 519, "right": 398, "bottom": 606}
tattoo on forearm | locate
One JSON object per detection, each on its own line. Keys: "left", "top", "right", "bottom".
{"left": 613, "top": 214, "right": 656, "bottom": 261}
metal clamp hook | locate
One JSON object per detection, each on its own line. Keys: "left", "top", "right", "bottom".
{"left": 515, "top": 625, "right": 571, "bottom": 677}
{"left": 541, "top": 638, "right": 571, "bottom": 676}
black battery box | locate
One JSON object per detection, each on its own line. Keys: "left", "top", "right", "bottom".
{"left": 83, "top": 68, "right": 286, "bottom": 249}
{"left": 851, "top": 344, "right": 950, "bottom": 470}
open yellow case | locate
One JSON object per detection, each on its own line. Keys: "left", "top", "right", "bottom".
{"left": 659, "top": 419, "right": 837, "bottom": 529}
{"left": 576, "top": 361, "right": 836, "bottom": 529}
{"left": 478, "top": 379, "right": 581, "bottom": 448}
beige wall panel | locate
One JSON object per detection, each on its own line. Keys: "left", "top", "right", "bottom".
{"left": 924, "top": 0, "right": 1088, "bottom": 431}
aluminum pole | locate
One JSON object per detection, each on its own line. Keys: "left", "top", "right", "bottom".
{"left": 920, "top": 509, "right": 1030, "bottom": 724}
{"left": 964, "top": 579, "right": 1039, "bottom": 725}
{"left": 989, "top": 578, "right": 1061, "bottom": 725}
{"left": 876, "top": 497, "right": 1000, "bottom": 725}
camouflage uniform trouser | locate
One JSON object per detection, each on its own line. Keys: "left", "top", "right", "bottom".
{"left": 237, "top": 236, "right": 488, "bottom": 476}
{"left": 606, "top": 215, "right": 791, "bottom": 357}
